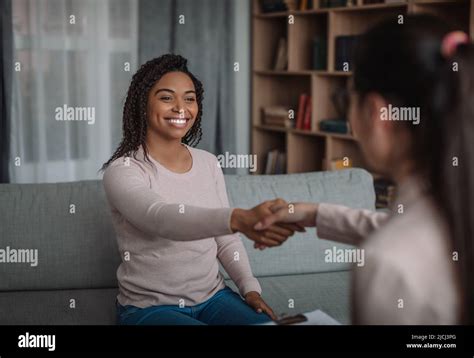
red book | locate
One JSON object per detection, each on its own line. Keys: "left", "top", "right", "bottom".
{"left": 296, "top": 94, "right": 308, "bottom": 130}
{"left": 303, "top": 96, "right": 312, "bottom": 130}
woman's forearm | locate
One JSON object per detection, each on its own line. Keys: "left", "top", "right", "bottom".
{"left": 215, "top": 233, "right": 262, "bottom": 296}
{"left": 316, "top": 203, "right": 390, "bottom": 245}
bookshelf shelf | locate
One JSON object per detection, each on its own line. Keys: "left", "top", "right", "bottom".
{"left": 254, "top": 70, "right": 353, "bottom": 76}
{"left": 254, "top": 124, "right": 289, "bottom": 133}
{"left": 251, "top": 0, "right": 474, "bottom": 188}
{"left": 331, "top": 2, "right": 408, "bottom": 12}
{"left": 315, "top": 70, "right": 352, "bottom": 76}
{"left": 291, "top": 128, "right": 319, "bottom": 136}
{"left": 315, "top": 130, "right": 356, "bottom": 141}
{"left": 412, "top": 0, "right": 465, "bottom": 4}
{"left": 290, "top": 9, "right": 331, "bottom": 14}
{"left": 255, "top": 11, "right": 289, "bottom": 18}
{"left": 254, "top": 70, "right": 313, "bottom": 75}
{"left": 254, "top": 125, "right": 358, "bottom": 141}
{"left": 254, "top": 1, "right": 409, "bottom": 16}
{"left": 292, "top": 128, "right": 357, "bottom": 140}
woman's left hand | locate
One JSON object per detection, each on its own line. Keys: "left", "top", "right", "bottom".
{"left": 244, "top": 291, "right": 277, "bottom": 321}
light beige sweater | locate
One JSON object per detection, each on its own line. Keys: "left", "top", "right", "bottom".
{"left": 102, "top": 144, "right": 261, "bottom": 308}
{"left": 316, "top": 176, "right": 461, "bottom": 324}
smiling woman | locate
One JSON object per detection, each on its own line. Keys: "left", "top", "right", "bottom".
{"left": 101, "top": 55, "right": 205, "bottom": 171}
{"left": 99, "top": 54, "right": 299, "bottom": 325}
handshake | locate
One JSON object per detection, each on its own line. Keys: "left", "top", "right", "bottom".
{"left": 229, "top": 199, "right": 319, "bottom": 249}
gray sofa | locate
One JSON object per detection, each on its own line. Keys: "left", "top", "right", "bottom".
{"left": 0, "top": 168, "right": 375, "bottom": 325}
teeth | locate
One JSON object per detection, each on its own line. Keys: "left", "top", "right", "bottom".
{"left": 168, "top": 119, "right": 187, "bottom": 124}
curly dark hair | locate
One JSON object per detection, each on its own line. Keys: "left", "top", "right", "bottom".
{"left": 100, "top": 54, "right": 203, "bottom": 172}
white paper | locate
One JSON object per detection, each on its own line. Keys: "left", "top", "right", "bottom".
{"left": 261, "top": 309, "right": 341, "bottom": 325}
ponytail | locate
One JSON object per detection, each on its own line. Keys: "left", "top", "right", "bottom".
{"left": 432, "top": 42, "right": 474, "bottom": 324}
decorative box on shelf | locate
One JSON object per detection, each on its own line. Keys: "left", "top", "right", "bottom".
{"left": 319, "top": 118, "right": 350, "bottom": 134}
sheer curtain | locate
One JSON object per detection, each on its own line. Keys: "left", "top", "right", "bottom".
{"left": 1, "top": 0, "right": 13, "bottom": 183}
{"left": 9, "top": 0, "right": 138, "bottom": 183}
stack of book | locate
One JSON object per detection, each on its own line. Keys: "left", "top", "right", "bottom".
{"left": 374, "top": 178, "right": 396, "bottom": 208}
{"left": 295, "top": 93, "right": 312, "bottom": 131}
{"left": 261, "top": 106, "right": 293, "bottom": 127}
{"left": 265, "top": 149, "right": 287, "bottom": 174}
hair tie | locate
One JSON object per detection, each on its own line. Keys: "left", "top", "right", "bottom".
{"left": 441, "top": 31, "right": 469, "bottom": 58}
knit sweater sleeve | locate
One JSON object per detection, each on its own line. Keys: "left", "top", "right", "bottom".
{"left": 102, "top": 158, "right": 234, "bottom": 240}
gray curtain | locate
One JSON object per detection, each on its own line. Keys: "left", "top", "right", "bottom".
{"left": 0, "top": 0, "right": 12, "bottom": 183}
{"left": 138, "top": 0, "right": 236, "bottom": 163}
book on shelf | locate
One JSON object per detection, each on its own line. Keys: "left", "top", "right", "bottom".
{"left": 264, "top": 149, "right": 286, "bottom": 174}
{"left": 261, "top": 106, "right": 293, "bottom": 127}
{"left": 303, "top": 96, "right": 312, "bottom": 130}
{"left": 264, "top": 150, "right": 275, "bottom": 174}
{"left": 335, "top": 35, "right": 359, "bottom": 72}
{"left": 295, "top": 93, "right": 309, "bottom": 130}
{"left": 278, "top": 152, "right": 286, "bottom": 174}
{"left": 312, "top": 35, "right": 327, "bottom": 70}
{"left": 299, "top": 0, "right": 314, "bottom": 10}
{"left": 274, "top": 37, "right": 288, "bottom": 71}
{"left": 274, "top": 152, "right": 283, "bottom": 174}
{"left": 260, "top": 0, "right": 288, "bottom": 13}
{"left": 284, "top": 0, "right": 299, "bottom": 11}
{"left": 320, "top": 0, "right": 355, "bottom": 8}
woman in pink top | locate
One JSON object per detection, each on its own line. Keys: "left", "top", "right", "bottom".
{"left": 255, "top": 15, "right": 474, "bottom": 325}
{"left": 101, "top": 54, "right": 301, "bottom": 325}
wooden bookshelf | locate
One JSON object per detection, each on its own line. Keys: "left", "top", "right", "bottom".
{"left": 251, "top": 0, "right": 474, "bottom": 178}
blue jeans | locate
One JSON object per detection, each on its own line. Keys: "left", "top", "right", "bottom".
{"left": 116, "top": 287, "right": 272, "bottom": 325}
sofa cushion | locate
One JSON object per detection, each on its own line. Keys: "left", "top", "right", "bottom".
{"left": 0, "top": 180, "right": 120, "bottom": 291}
